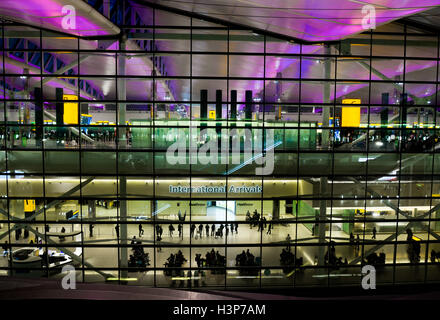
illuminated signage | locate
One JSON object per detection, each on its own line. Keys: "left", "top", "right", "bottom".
{"left": 341, "top": 99, "right": 361, "bottom": 127}
{"left": 63, "top": 94, "right": 78, "bottom": 124}
{"left": 169, "top": 184, "right": 262, "bottom": 194}
{"left": 24, "top": 199, "right": 36, "bottom": 212}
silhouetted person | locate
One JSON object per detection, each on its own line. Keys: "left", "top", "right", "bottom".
{"left": 169, "top": 224, "right": 175, "bottom": 237}
{"left": 198, "top": 224, "right": 203, "bottom": 238}
{"left": 211, "top": 224, "right": 216, "bottom": 236}
{"left": 89, "top": 224, "right": 94, "bottom": 237}
{"left": 267, "top": 223, "right": 272, "bottom": 235}
{"left": 178, "top": 224, "right": 183, "bottom": 239}
{"left": 139, "top": 224, "right": 144, "bottom": 237}
{"left": 372, "top": 227, "right": 377, "bottom": 239}
{"left": 205, "top": 224, "right": 210, "bottom": 237}
{"left": 35, "top": 227, "right": 40, "bottom": 244}
{"left": 115, "top": 225, "right": 120, "bottom": 239}
{"left": 23, "top": 227, "right": 29, "bottom": 239}
{"left": 2, "top": 241, "right": 9, "bottom": 257}
{"left": 286, "top": 234, "right": 292, "bottom": 251}
{"left": 356, "top": 234, "right": 360, "bottom": 253}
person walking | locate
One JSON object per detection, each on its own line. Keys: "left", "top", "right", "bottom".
{"left": 266, "top": 223, "right": 272, "bottom": 235}
{"left": 169, "top": 224, "right": 175, "bottom": 238}
{"left": 89, "top": 224, "right": 94, "bottom": 238}
{"left": 178, "top": 224, "right": 183, "bottom": 239}
{"left": 211, "top": 224, "right": 216, "bottom": 237}
{"left": 372, "top": 226, "right": 377, "bottom": 240}
{"left": 139, "top": 223, "right": 144, "bottom": 237}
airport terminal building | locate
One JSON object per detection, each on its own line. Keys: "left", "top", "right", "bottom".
{"left": 1, "top": 0, "right": 440, "bottom": 289}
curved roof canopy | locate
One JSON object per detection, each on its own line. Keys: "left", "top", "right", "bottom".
{"left": 139, "top": 0, "right": 440, "bottom": 42}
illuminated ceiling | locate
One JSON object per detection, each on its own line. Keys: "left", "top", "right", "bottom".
{"left": 138, "top": 0, "right": 440, "bottom": 42}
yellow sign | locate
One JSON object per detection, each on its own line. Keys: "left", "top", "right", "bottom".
{"left": 63, "top": 94, "right": 78, "bottom": 124}
{"left": 342, "top": 99, "right": 361, "bottom": 104}
{"left": 209, "top": 110, "right": 216, "bottom": 119}
{"left": 24, "top": 199, "right": 36, "bottom": 212}
{"left": 342, "top": 99, "right": 361, "bottom": 127}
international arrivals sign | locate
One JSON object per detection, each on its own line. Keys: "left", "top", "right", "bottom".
{"left": 169, "top": 184, "right": 262, "bottom": 194}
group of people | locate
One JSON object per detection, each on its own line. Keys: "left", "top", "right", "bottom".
{"left": 280, "top": 248, "right": 303, "bottom": 274}
{"left": 364, "top": 252, "right": 386, "bottom": 266}
{"left": 189, "top": 223, "right": 238, "bottom": 239}
{"left": 235, "top": 249, "right": 259, "bottom": 275}
{"left": 349, "top": 232, "right": 362, "bottom": 256}
{"left": 195, "top": 249, "right": 226, "bottom": 274}
{"left": 14, "top": 227, "right": 30, "bottom": 241}
{"left": 246, "top": 210, "right": 273, "bottom": 234}
{"left": 164, "top": 250, "right": 187, "bottom": 276}
{"left": 325, "top": 241, "right": 348, "bottom": 268}
{"left": 128, "top": 241, "right": 150, "bottom": 269}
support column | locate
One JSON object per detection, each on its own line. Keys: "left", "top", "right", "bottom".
{"left": 275, "top": 72, "right": 282, "bottom": 120}
{"left": 34, "top": 88, "right": 43, "bottom": 148}
{"left": 272, "top": 200, "right": 280, "bottom": 220}
{"left": 21, "top": 68, "right": 30, "bottom": 146}
{"left": 216, "top": 90, "right": 222, "bottom": 119}
{"left": 118, "top": 36, "right": 127, "bottom": 148}
{"left": 318, "top": 177, "right": 328, "bottom": 266}
{"left": 56, "top": 88, "right": 64, "bottom": 145}
{"left": 230, "top": 90, "right": 237, "bottom": 120}
{"left": 118, "top": 35, "right": 128, "bottom": 279}
{"left": 81, "top": 103, "right": 89, "bottom": 115}
{"left": 216, "top": 90, "right": 222, "bottom": 146}
{"left": 381, "top": 93, "right": 389, "bottom": 138}
{"left": 88, "top": 200, "right": 96, "bottom": 220}
{"left": 245, "top": 90, "right": 253, "bottom": 120}
{"left": 321, "top": 45, "right": 331, "bottom": 148}
{"left": 103, "top": 0, "right": 111, "bottom": 19}
{"left": 200, "top": 89, "right": 208, "bottom": 141}
{"left": 120, "top": 177, "right": 128, "bottom": 279}
{"left": 318, "top": 44, "right": 331, "bottom": 266}
{"left": 401, "top": 93, "right": 408, "bottom": 147}
{"left": 200, "top": 89, "right": 208, "bottom": 119}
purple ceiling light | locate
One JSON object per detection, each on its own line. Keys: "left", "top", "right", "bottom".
{"left": 140, "top": 0, "right": 440, "bottom": 42}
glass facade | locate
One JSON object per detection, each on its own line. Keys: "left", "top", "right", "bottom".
{"left": 1, "top": 1, "right": 440, "bottom": 289}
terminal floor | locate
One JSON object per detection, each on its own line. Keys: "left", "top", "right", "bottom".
{"left": 2, "top": 220, "right": 439, "bottom": 287}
